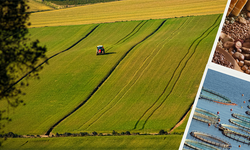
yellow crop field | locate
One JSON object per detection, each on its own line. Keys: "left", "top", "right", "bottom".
{"left": 29, "top": 0, "right": 227, "bottom": 27}
{"left": 28, "top": 0, "right": 53, "bottom": 12}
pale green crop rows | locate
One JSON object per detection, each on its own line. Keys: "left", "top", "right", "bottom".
{"left": 2, "top": 14, "right": 221, "bottom": 137}
{"left": 2, "top": 135, "right": 182, "bottom": 150}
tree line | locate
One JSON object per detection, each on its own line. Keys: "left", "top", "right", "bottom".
{"left": 44, "top": 0, "right": 120, "bottom": 5}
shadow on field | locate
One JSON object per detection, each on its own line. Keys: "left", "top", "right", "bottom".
{"left": 102, "top": 52, "right": 116, "bottom": 55}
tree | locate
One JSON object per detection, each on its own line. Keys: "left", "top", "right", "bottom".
{"left": 159, "top": 129, "right": 166, "bottom": 135}
{"left": 0, "top": 0, "right": 47, "bottom": 139}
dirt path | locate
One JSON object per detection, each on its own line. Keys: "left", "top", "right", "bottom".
{"left": 169, "top": 104, "right": 193, "bottom": 133}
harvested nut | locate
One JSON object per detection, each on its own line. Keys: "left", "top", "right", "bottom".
{"left": 238, "top": 16, "right": 247, "bottom": 24}
{"left": 244, "top": 60, "right": 250, "bottom": 66}
{"left": 235, "top": 41, "right": 242, "bottom": 49}
{"left": 220, "top": 32, "right": 234, "bottom": 43}
{"left": 236, "top": 59, "right": 240, "bottom": 64}
{"left": 223, "top": 41, "right": 235, "bottom": 49}
{"left": 245, "top": 39, "right": 250, "bottom": 42}
{"left": 229, "top": 47, "right": 234, "bottom": 53}
{"left": 242, "top": 65, "right": 248, "bottom": 71}
{"left": 219, "top": 32, "right": 227, "bottom": 40}
{"left": 246, "top": 69, "right": 250, "bottom": 74}
{"left": 244, "top": 54, "right": 250, "bottom": 59}
{"left": 233, "top": 52, "right": 245, "bottom": 61}
{"left": 239, "top": 61, "right": 244, "bottom": 67}
{"left": 241, "top": 47, "right": 250, "bottom": 54}
{"left": 237, "top": 48, "right": 242, "bottom": 53}
{"left": 243, "top": 42, "right": 250, "bottom": 48}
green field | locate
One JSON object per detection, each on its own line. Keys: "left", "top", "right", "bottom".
{"left": 29, "top": 0, "right": 227, "bottom": 27}
{"left": 1, "top": 135, "right": 182, "bottom": 150}
{"left": 1, "top": 14, "right": 222, "bottom": 137}
{"left": 28, "top": 0, "right": 53, "bottom": 12}
{"left": 48, "top": 0, "right": 119, "bottom": 5}
{"left": 0, "top": 0, "right": 228, "bottom": 149}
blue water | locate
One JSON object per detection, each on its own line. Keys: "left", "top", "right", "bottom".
{"left": 184, "top": 69, "right": 250, "bottom": 150}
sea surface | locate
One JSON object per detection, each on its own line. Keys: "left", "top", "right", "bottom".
{"left": 184, "top": 69, "right": 250, "bottom": 150}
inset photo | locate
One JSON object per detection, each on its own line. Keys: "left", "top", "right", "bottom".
{"left": 214, "top": 0, "right": 250, "bottom": 74}
{"left": 182, "top": 69, "right": 250, "bottom": 150}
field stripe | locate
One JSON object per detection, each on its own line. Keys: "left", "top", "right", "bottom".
{"left": 47, "top": 20, "right": 166, "bottom": 134}
{"left": 82, "top": 20, "right": 167, "bottom": 130}
{"left": 76, "top": 20, "right": 151, "bottom": 129}
{"left": 133, "top": 14, "right": 222, "bottom": 130}
{"left": 2, "top": 25, "right": 99, "bottom": 98}
{"left": 105, "top": 20, "right": 148, "bottom": 52}
{"left": 140, "top": 15, "right": 222, "bottom": 130}
{"left": 83, "top": 18, "right": 192, "bottom": 130}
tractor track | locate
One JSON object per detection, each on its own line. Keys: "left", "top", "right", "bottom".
{"left": 77, "top": 20, "right": 150, "bottom": 129}
{"left": 45, "top": 19, "right": 167, "bottom": 135}
{"left": 83, "top": 18, "right": 191, "bottom": 130}
{"left": 105, "top": 20, "right": 148, "bottom": 52}
{"left": 133, "top": 14, "right": 222, "bottom": 130}
{"left": 3, "top": 24, "right": 99, "bottom": 96}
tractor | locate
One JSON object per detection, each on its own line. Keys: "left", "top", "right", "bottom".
{"left": 96, "top": 45, "right": 105, "bottom": 55}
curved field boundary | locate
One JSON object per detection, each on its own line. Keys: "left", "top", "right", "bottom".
{"left": 2, "top": 25, "right": 99, "bottom": 98}
{"left": 45, "top": 19, "right": 167, "bottom": 135}
{"left": 81, "top": 18, "right": 191, "bottom": 130}
{"left": 169, "top": 104, "right": 192, "bottom": 133}
{"left": 133, "top": 14, "right": 222, "bottom": 130}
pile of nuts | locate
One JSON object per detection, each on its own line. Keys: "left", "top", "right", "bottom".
{"left": 216, "top": 12, "right": 250, "bottom": 74}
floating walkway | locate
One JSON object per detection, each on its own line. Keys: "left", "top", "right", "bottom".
{"left": 229, "top": 118, "right": 250, "bottom": 130}
{"left": 184, "top": 139, "right": 220, "bottom": 150}
{"left": 190, "top": 131, "right": 231, "bottom": 148}
{"left": 193, "top": 107, "right": 219, "bottom": 124}
{"left": 232, "top": 113, "right": 250, "bottom": 123}
{"left": 200, "top": 87, "right": 237, "bottom": 105}
{"left": 223, "top": 130, "right": 250, "bottom": 145}
{"left": 219, "top": 124, "right": 250, "bottom": 134}
{"left": 216, "top": 124, "right": 250, "bottom": 145}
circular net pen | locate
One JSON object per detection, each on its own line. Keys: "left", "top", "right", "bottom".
{"left": 190, "top": 131, "right": 231, "bottom": 148}
{"left": 200, "top": 87, "right": 237, "bottom": 105}
{"left": 232, "top": 113, "right": 250, "bottom": 123}
{"left": 193, "top": 107, "right": 220, "bottom": 124}
{"left": 184, "top": 139, "right": 220, "bottom": 150}
{"left": 229, "top": 118, "right": 250, "bottom": 130}
{"left": 220, "top": 124, "right": 250, "bottom": 134}
{"left": 223, "top": 130, "right": 250, "bottom": 145}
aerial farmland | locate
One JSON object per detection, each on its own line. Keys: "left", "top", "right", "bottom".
{"left": 1, "top": 0, "right": 228, "bottom": 149}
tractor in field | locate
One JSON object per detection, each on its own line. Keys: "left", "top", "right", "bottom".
{"left": 96, "top": 45, "right": 105, "bottom": 55}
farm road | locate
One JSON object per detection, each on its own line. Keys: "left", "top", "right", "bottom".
{"left": 133, "top": 14, "right": 222, "bottom": 130}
